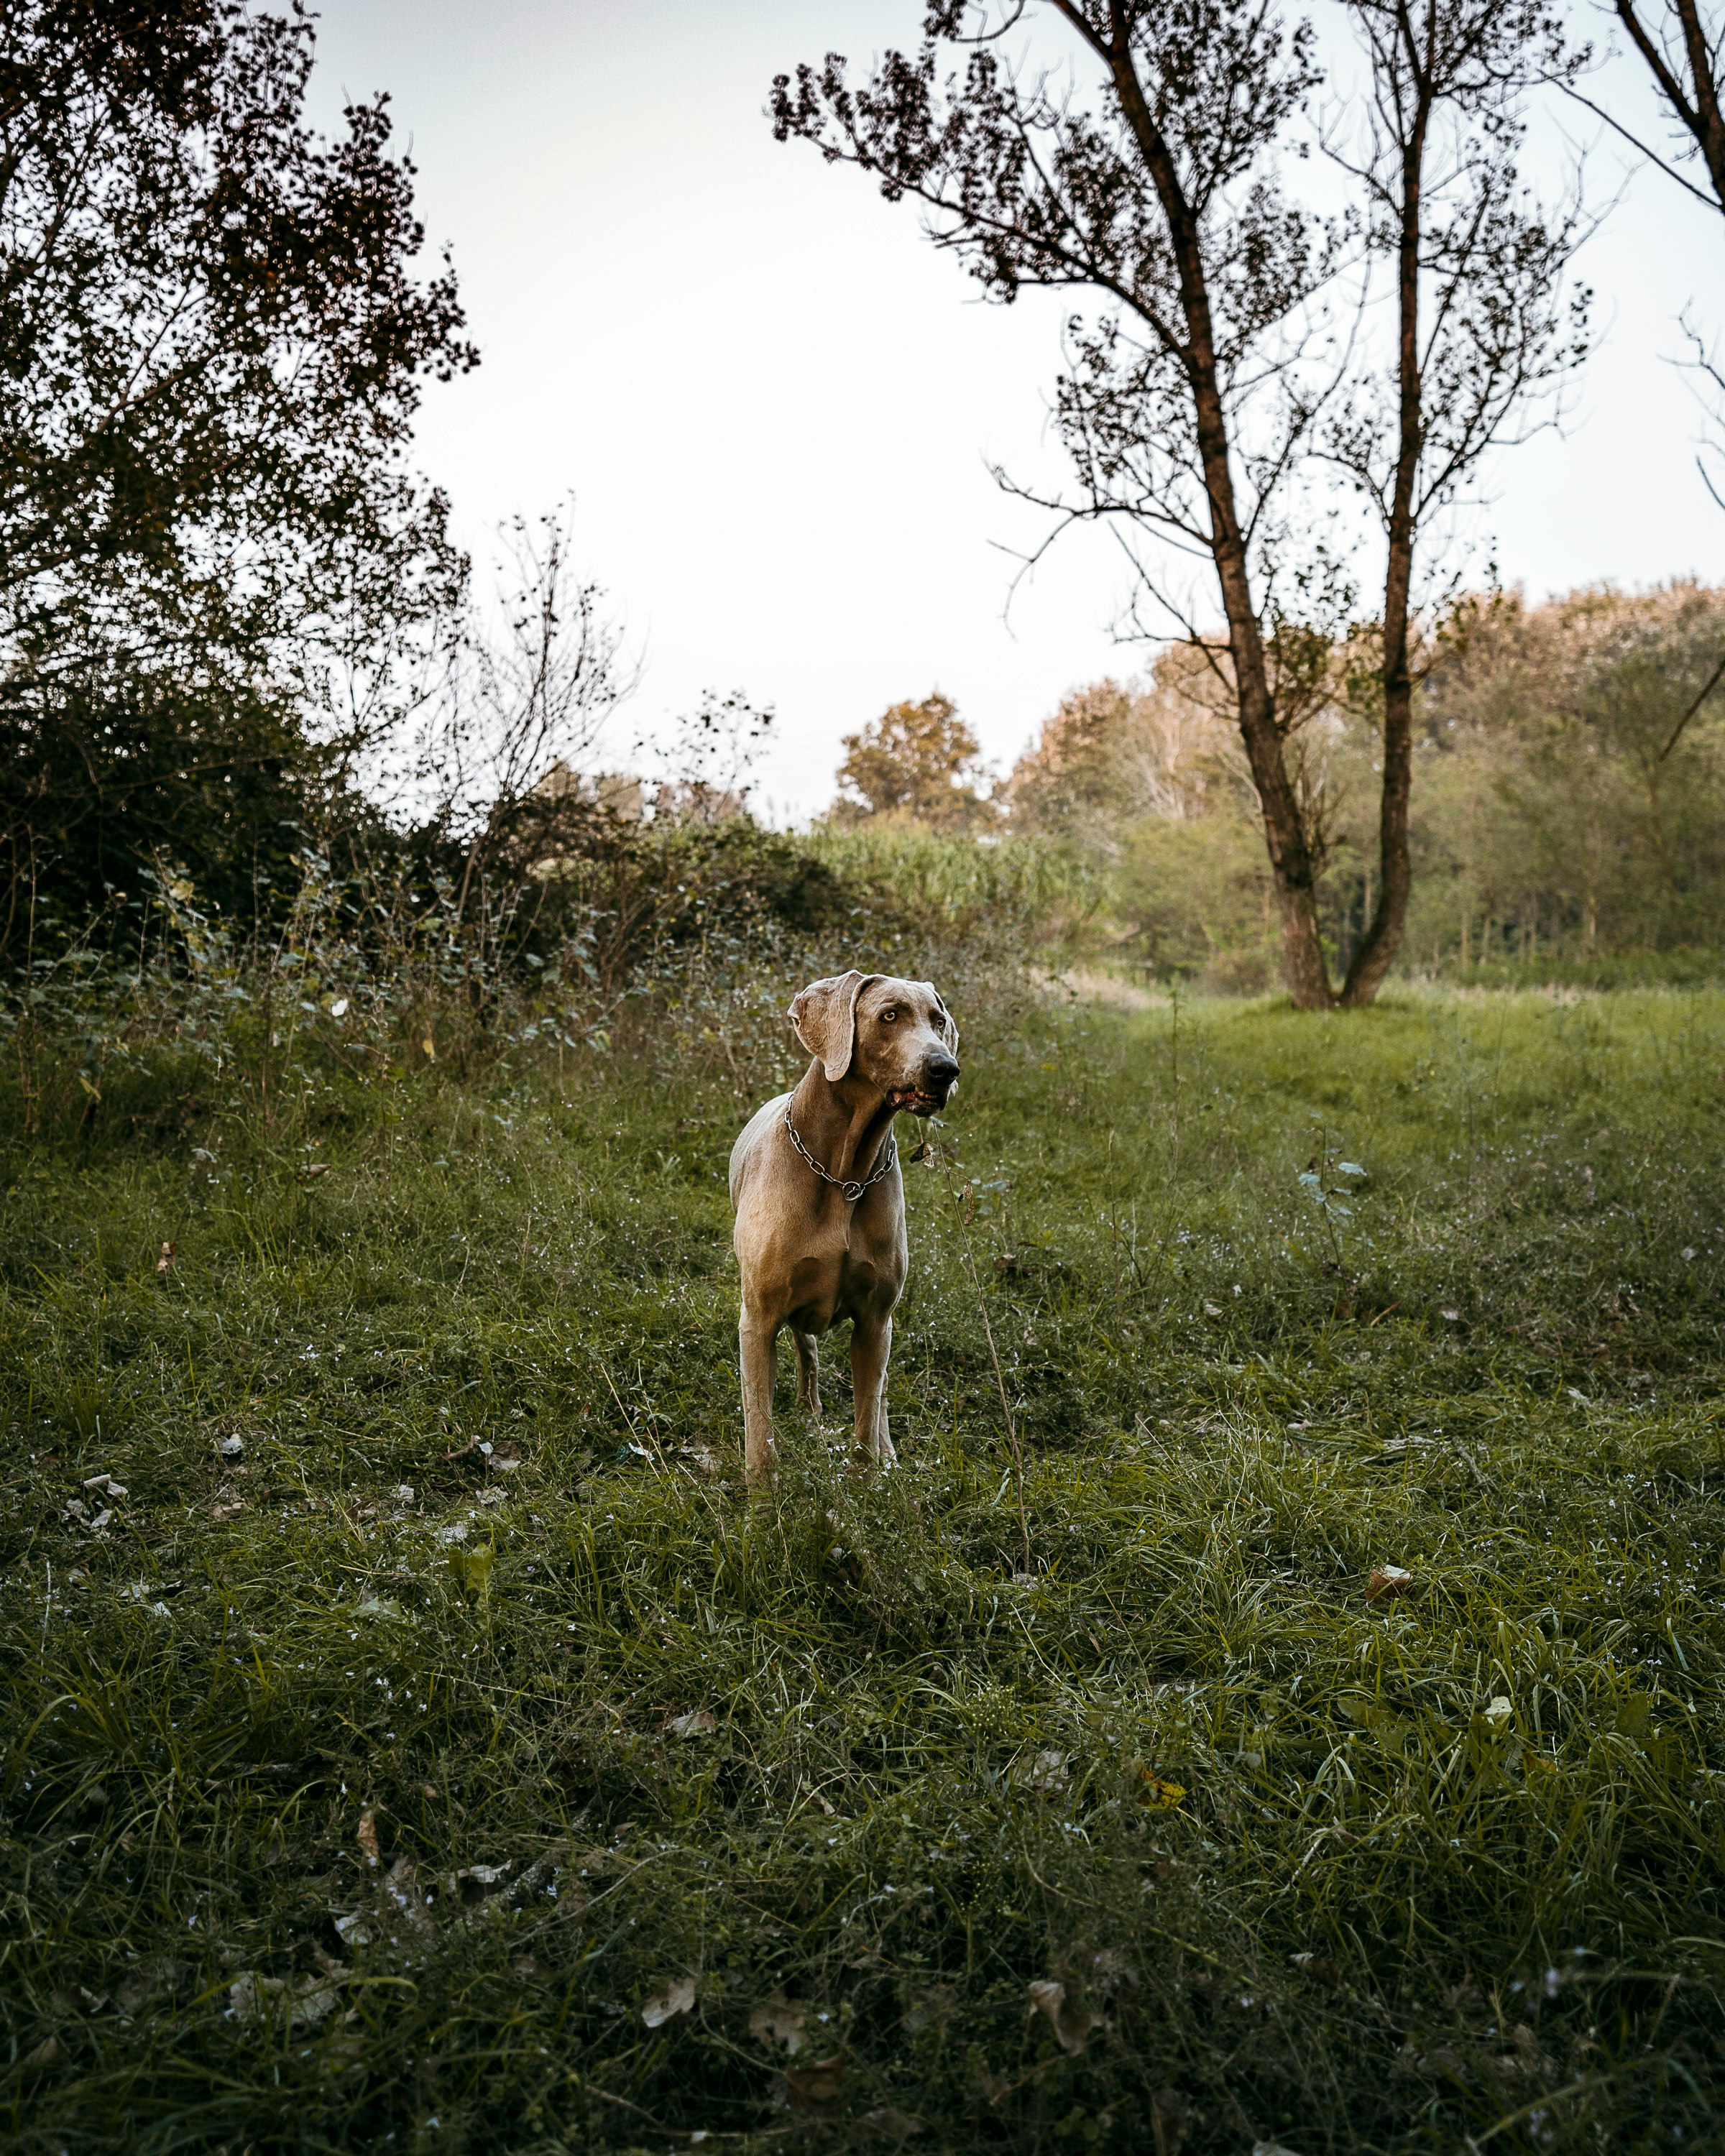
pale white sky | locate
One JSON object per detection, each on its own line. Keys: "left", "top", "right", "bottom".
{"left": 308, "top": 1, "right": 1725, "bottom": 820}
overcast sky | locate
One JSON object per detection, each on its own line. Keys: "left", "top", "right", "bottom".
{"left": 306, "top": 1, "right": 1725, "bottom": 821}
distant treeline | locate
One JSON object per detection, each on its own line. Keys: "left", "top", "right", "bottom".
{"left": 821, "top": 583, "right": 1725, "bottom": 990}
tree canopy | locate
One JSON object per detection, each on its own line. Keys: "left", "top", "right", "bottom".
{"left": 0, "top": 0, "right": 476, "bottom": 940}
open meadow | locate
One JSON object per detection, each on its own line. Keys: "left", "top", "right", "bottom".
{"left": 4, "top": 979, "right": 1724, "bottom": 2153}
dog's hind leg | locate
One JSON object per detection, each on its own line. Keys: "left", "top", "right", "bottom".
{"left": 740, "top": 1311, "right": 780, "bottom": 1486}
{"left": 794, "top": 1331, "right": 821, "bottom": 1419}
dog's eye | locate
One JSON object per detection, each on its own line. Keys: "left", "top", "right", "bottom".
{"left": 880, "top": 1008, "right": 898, "bottom": 1023}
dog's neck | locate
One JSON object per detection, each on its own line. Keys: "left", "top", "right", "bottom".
{"left": 788, "top": 1059, "right": 896, "bottom": 1185}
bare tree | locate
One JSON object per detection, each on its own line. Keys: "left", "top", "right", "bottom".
{"left": 773, "top": 1, "right": 1349, "bottom": 1005}
{"left": 417, "top": 502, "right": 632, "bottom": 913}
{"left": 1588, "top": 1, "right": 1725, "bottom": 211}
{"left": 1324, "top": 0, "right": 1589, "bottom": 1005}
{"left": 648, "top": 688, "right": 778, "bottom": 825}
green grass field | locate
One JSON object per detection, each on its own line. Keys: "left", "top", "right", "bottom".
{"left": 4, "top": 981, "right": 1724, "bottom": 2153}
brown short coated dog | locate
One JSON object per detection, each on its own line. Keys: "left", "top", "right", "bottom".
{"left": 728, "top": 970, "right": 960, "bottom": 1484}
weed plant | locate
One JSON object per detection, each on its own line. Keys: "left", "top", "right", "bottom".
{"left": 3, "top": 972, "right": 1724, "bottom": 2152}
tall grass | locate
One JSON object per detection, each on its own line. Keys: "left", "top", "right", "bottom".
{"left": 806, "top": 829, "right": 1106, "bottom": 956}
{"left": 2, "top": 974, "right": 1724, "bottom": 2150}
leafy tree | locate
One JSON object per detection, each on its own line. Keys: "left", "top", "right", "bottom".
{"left": 1325, "top": 0, "right": 1587, "bottom": 1003}
{"left": 774, "top": 1, "right": 1346, "bottom": 1003}
{"left": 774, "top": 1, "right": 1586, "bottom": 1007}
{"left": 831, "top": 692, "right": 993, "bottom": 829}
{"left": 0, "top": 0, "right": 475, "bottom": 941}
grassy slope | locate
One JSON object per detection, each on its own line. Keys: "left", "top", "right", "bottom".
{"left": 3, "top": 986, "right": 1724, "bottom": 2153}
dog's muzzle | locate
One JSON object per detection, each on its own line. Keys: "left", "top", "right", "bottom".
{"left": 889, "top": 1056, "right": 960, "bottom": 1117}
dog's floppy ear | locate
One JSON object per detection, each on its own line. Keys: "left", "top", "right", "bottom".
{"left": 789, "top": 970, "right": 875, "bottom": 1082}
{"left": 923, "top": 983, "right": 959, "bottom": 1056}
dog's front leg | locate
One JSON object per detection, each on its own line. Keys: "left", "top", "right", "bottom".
{"left": 740, "top": 1310, "right": 780, "bottom": 1485}
{"left": 850, "top": 1313, "right": 897, "bottom": 1468}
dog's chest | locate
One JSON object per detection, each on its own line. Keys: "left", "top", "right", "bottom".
{"left": 784, "top": 1211, "right": 905, "bottom": 1330}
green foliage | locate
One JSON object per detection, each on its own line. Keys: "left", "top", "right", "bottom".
{"left": 0, "top": 0, "right": 474, "bottom": 945}
{"left": 3, "top": 975, "right": 1724, "bottom": 2150}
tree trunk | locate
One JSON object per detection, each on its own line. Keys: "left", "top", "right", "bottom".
{"left": 1099, "top": 4, "right": 1335, "bottom": 1007}
{"left": 1342, "top": 59, "right": 1429, "bottom": 1008}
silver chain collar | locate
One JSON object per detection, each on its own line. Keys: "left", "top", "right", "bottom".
{"left": 782, "top": 1105, "right": 898, "bottom": 1203}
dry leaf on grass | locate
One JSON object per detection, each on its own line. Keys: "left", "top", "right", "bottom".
{"left": 1013, "top": 1748, "right": 1070, "bottom": 1794}
{"left": 861, "top": 2108, "right": 925, "bottom": 2140}
{"left": 489, "top": 1438, "right": 524, "bottom": 1473}
{"left": 749, "top": 1991, "right": 809, "bottom": 2052}
{"left": 227, "top": 1971, "right": 343, "bottom": 2030}
{"left": 156, "top": 1242, "right": 176, "bottom": 1274}
{"left": 456, "top": 1860, "right": 514, "bottom": 1907}
{"left": 663, "top": 1709, "right": 717, "bottom": 1740}
{"left": 357, "top": 1805, "right": 381, "bottom": 1867}
{"left": 783, "top": 2053, "right": 849, "bottom": 2111}
{"left": 640, "top": 1974, "right": 697, "bottom": 2027}
{"left": 114, "top": 1957, "right": 187, "bottom": 2017}
{"left": 1028, "top": 1978, "right": 1100, "bottom": 2055}
{"left": 1366, "top": 1565, "right": 1415, "bottom": 1604}
{"left": 1129, "top": 1763, "right": 1186, "bottom": 1810}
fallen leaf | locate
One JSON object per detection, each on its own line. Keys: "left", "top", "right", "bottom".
{"left": 664, "top": 1709, "right": 717, "bottom": 1740}
{"left": 334, "top": 1911, "right": 373, "bottom": 1949}
{"left": 750, "top": 1991, "right": 809, "bottom": 2052}
{"left": 489, "top": 1438, "right": 523, "bottom": 1472}
{"left": 436, "top": 1519, "right": 469, "bottom": 1544}
{"left": 514, "top": 1955, "right": 556, "bottom": 1983}
{"left": 457, "top": 1859, "right": 514, "bottom": 1907}
{"left": 902, "top": 1986, "right": 958, "bottom": 2035}
{"left": 784, "top": 2053, "right": 849, "bottom": 2111}
{"left": 23, "top": 2035, "right": 64, "bottom": 2069}
{"left": 678, "top": 1442, "right": 723, "bottom": 1475}
{"left": 862, "top": 2106, "right": 925, "bottom": 2139}
{"left": 381, "top": 1853, "right": 438, "bottom": 1942}
{"left": 1013, "top": 1748, "right": 1070, "bottom": 1794}
{"left": 114, "top": 1957, "right": 188, "bottom": 2017}
{"left": 357, "top": 1805, "right": 381, "bottom": 1867}
{"left": 217, "top": 1433, "right": 244, "bottom": 1459}
{"left": 640, "top": 1974, "right": 697, "bottom": 2027}
{"left": 449, "top": 1544, "right": 494, "bottom": 1594}
{"left": 1202, "top": 1301, "right": 1225, "bottom": 1319}
{"left": 303, "top": 1162, "right": 332, "bottom": 1178}
{"left": 156, "top": 1241, "right": 176, "bottom": 1274}
{"left": 227, "top": 1972, "right": 342, "bottom": 2030}
{"left": 1366, "top": 1565, "right": 1415, "bottom": 1604}
{"left": 1129, "top": 1763, "right": 1187, "bottom": 1810}
{"left": 1028, "top": 1977, "right": 1100, "bottom": 2055}
{"left": 83, "top": 1473, "right": 127, "bottom": 1498}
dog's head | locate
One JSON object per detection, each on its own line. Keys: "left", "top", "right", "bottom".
{"left": 788, "top": 971, "right": 960, "bottom": 1115}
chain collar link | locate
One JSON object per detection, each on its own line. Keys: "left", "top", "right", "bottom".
{"left": 782, "top": 1105, "right": 897, "bottom": 1203}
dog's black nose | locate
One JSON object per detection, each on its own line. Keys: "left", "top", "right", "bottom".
{"left": 924, "top": 1054, "right": 960, "bottom": 1090}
